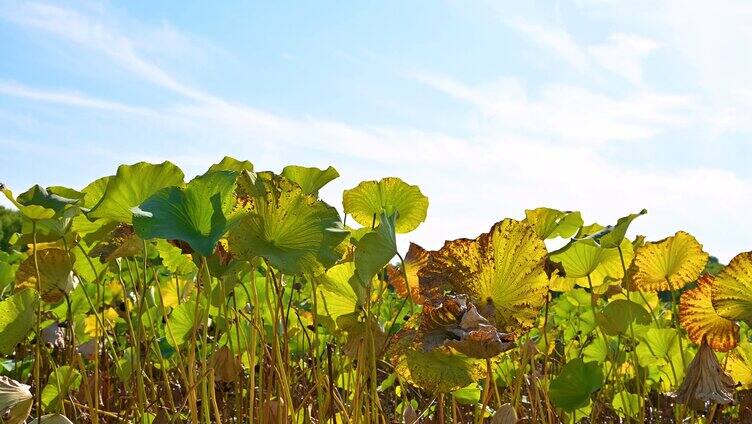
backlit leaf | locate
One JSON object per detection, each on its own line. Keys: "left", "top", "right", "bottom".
{"left": 420, "top": 219, "right": 548, "bottom": 334}
{"left": 227, "top": 171, "right": 346, "bottom": 275}
{"left": 711, "top": 251, "right": 752, "bottom": 325}
{"left": 343, "top": 177, "right": 428, "bottom": 233}
{"left": 387, "top": 243, "right": 429, "bottom": 304}
{"left": 15, "top": 248, "right": 75, "bottom": 303}
{"left": 726, "top": 340, "right": 752, "bottom": 389}
{"left": 679, "top": 275, "right": 739, "bottom": 351}
{"left": 281, "top": 165, "right": 339, "bottom": 196}
{"left": 628, "top": 231, "right": 708, "bottom": 292}
{"left": 207, "top": 156, "right": 253, "bottom": 173}
{"left": 0, "top": 289, "right": 38, "bottom": 354}
{"left": 354, "top": 212, "right": 397, "bottom": 284}
{"left": 524, "top": 208, "right": 582, "bottom": 239}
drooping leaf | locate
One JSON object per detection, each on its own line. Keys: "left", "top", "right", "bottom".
{"left": 354, "top": 212, "right": 397, "bottom": 284}
{"left": 670, "top": 342, "right": 735, "bottom": 406}
{"left": 680, "top": 275, "right": 739, "bottom": 352}
{"left": 41, "top": 366, "right": 81, "bottom": 413}
{"left": 387, "top": 243, "right": 429, "bottom": 304}
{"left": 88, "top": 161, "right": 185, "bottom": 224}
{"left": 227, "top": 171, "right": 346, "bottom": 275}
{"left": 390, "top": 330, "right": 484, "bottom": 394}
{"left": 549, "top": 358, "right": 603, "bottom": 411}
{"left": 15, "top": 248, "right": 75, "bottom": 303}
{"left": 207, "top": 156, "right": 253, "bottom": 173}
{"left": 281, "top": 165, "right": 339, "bottom": 196}
{"left": 524, "top": 208, "right": 583, "bottom": 239}
{"left": 0, "top": 289, "right": 39, "bottom": 354}
{"left": 133, "top": 171, "right": 238, "bottom": 256}
{"left": 1, "top": 185, "right": 56, "bottom": 220}
{"left": 591, "top": 209, "right": 647, "bottom": 249}
{"left": 0, "top": 376, "right": 33, "bottom": 424}
{"left": 343, "top": 177, "right": 428, "bottom": 233}
{"left": 420, "top": 219, "right": 548, "bottom": 334}
{"left": 628, "top": 231, "right": 708, "bottom": 292}
{"left": 711, "top": 251, "right": 752, "bottom": 326}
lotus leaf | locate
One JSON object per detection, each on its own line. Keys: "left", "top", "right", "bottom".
{"left": 524, "top": 207, "right": 583, "bottom": 239}
{"left": 711, "top": 251, "right": 752, "bottom": 325}
{"left": 679, "top": 275, "right": 739, "bottom": 351}
{"left": 343, "top": 177, "right": 428, "bottom": 233}
{"left": 628, "top": 231, "right": 708, "bottom": 292}
{"left": 281, "top": 165, "right": 339, "bottom": 196}
{"left": 15, "top": 248, "right": 75, "bottom": 303}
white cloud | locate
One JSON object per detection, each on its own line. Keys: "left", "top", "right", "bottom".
{"left": 0, "top": 80, "right": 151, "bottom": 114}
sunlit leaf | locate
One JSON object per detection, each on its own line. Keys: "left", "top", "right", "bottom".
{"left": 628, "top": 231, "right": 708, "bottom": 292}
{"left": 133, "top": 170, "right": 238, "bottom": 256}
{"left": 387, "top": 243, "right": 429, "bottom": 304}
{"left": 166, "top": 299, "right": 198, "bottom": 348}
{"left": 726, "top": 340, "right": 752, "bottom": 389}
{"left": 679, "top": 275, "right": 739, "bottom": 351}
{"left": 316, "top": 262, "right": 362, "bottom": 327}
{"left": 88, "top": 161, "right": 185, "bottom": 224}
{"left": 155, "top": 239, "right": 197, "bottom": 275}
{"left": 83, "top": 307, "right": 119, "bottom": 338}
{"left": 89, "top": 224, "right": 143, "bottom": 263}
{"left": 0, "top": 289, "right": 38, "bottom": 354}
{"left": 524, "top": 208, "right": 582, "bottom": 239}
{"left": 228, "top": 171, "right": 346, "bottom": 275}
{"left": 589, "top": 209, "right": 646, "bottom": 249}
{"left": 550, "top": 237, "right": 633, "bottom": 289}
{"left": 207, "top": 156, "right": 253, "bottom": 173}
{"left": 549, "top": 358, "right": 603, "bottom": 412}
{"left": 711, "top": 251, "right": 752, "bottom": 325}
{"left": 354, "top": 212, "right": 397, "bottom": 284}
{"left": 596, "top": 299, "right": 651, "bottom": 336}
{"left": 343, "top": 177, "right": 428, "bottom": 233}
{"left": 420, "top": 219, "right": 548, "bottom": 334}
{"left": 611, "top": 390, "right": 639, "bottom": 419}
{"left": 281, "top": 165, "right": 339, "bottom": 196}
{"left": 15, "top": 248, "right": 75, "bottom": 303}
{"left": 158, "top": 278, "right": 195, "bottom": 309}
{"left": 41, "top": 366, "right": 81, "bottom": 413}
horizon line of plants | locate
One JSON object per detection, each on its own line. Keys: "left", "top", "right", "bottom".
{"left": 0, "top": 156, "right": 749, "bottom": 423}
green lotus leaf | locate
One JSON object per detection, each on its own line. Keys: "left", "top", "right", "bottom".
{"left": 596, "top": 299, "right": 651, "bottom": 336}
{"left": 133, "top": 171, "right": 238, "bottom": 257}
{"left": 41, "top": 366, "right": 81, "bottom": 413}
{"left": 316, "top": 261, "right": 363, "bottom": 328}
{"left": 612, "top": 390, "right": 639, "bottom": 420}
{"left": 88, "top": 161, "right": 185, "bottom": 224}
{"left": 71, "top": 176, "right": 115, "bottom": 239}
{"left": 281, "top": 165, "right": 339, "bottom": 196}
{"left": 635, "top": 328, "right": 689, "bottom": 388}
{"left": 155, "top": 239, "right": 198, "bottom": 275}
{"left": 0, "top": 289, "right": 39, "bottom": 354}
{"left": 550, "top": 358, "right": 603, "bottom": 411}
{"left": 227, "top": 171, "right": 346, "bottom": 275}
{"left": 1, "top": 185, "right": 61, "bottom": 221}
{"left": 166, "top": 299, "right": 198, "bottom": 349}
{"left": 550, "top": 235, "right": 633, "bottom": 289}
{"left": 419, "top": 219, "right": 548, "bottom": 335}
{"left": 524, "top": 208, "right": 583, "bottom": 239}
{"left": 343, "top": 177, "right": 428, "bottom": 233}
{"left": 354, "top": 212, "right": 397, "bottom": 285}
{"left": 578, "top": 209, "right": 646, "bottom": 248}
{"left": 207, "top": 156, "right": 254, "bottom": 173}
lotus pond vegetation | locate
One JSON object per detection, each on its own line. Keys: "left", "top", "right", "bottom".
{"left": 0, "top": 158, "right": 750, "bottom": 423}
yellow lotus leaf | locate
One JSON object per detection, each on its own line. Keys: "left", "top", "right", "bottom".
{"left": 159, "top": 278, "right": 195, "bottom": 309}
{"left": 726, "top": 340, "right": 752, "bottom": 389}
{"left": 84, "top": 307, "right": 119, "bottom": 338}
{"left": 386, "top": 243, "right": 429, "bottom": 304}
{"left": 711, "top": 251, "right": 752, "bottom": 325}
{"left": 15, "top": 249, "right": 75, "bottom": 303}
{"left": 679, "top": 275, "right": 738, "bottom": 352}
{"left": 419, "top": 219, "right": 548, "bottom": 335}
{"left": 628, "top": 231, "right": 708, "bottom": 292}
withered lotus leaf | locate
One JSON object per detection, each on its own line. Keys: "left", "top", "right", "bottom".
{"left": 671, "top": 342, "right": 735, "bottom": 407}
{"left": 210, "top": 345, "right": 243, "bottom": 383}
{"left": 15, "top": 248, "right": 75, "bottom": 303}
{"left": 444, "top": 305, "right": 516, "bottom": 359}
{"left": 386, "top": 242, "right": 429, "bottom": 304}
{"left": 679, "top": 275, "right": 739, "bottom": 352}
{"left": 419, "top": 219, "right": 548, "bottom": 335}
{"left": 628, "top": 231, "right": 708, "bottom": 292}
{"left": 711, "top": 251, "right": 752, "bottom": 325}
{"left": 90, "top": 224, "right": 143, "bottom": 263}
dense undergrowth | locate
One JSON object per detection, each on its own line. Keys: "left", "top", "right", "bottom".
{"left": 0, "top": 157, "right": 750, "bottom": 423}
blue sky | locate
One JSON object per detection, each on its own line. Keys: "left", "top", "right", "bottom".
{"left": 1, "top": 0, "right": 751, "bottom": 261}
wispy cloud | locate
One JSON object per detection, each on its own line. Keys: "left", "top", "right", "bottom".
{"left": 0, "top": 80, "right": 151, "bottom": 114}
